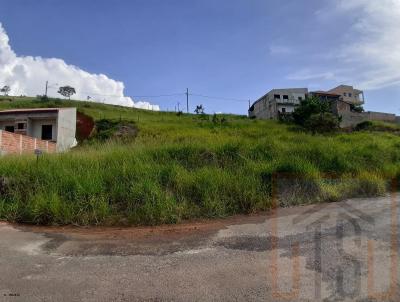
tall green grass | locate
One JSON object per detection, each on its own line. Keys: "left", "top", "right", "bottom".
{"left": 0, "top": 96, "right": 399, "bottom": 225}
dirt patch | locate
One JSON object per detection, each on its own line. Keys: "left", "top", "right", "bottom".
{"left": 76, "top": 111, "right": 95, "bottom": 141}
{"left": 13, "top": 214, "right": 267, "bottom": 256}
{"left": 113, "top": 124, "right": 138, "bottom": 139}
{"left": 91, "top": 119, "right": 138, "bottom": 142}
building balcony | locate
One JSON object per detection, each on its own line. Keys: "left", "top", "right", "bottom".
{"left": 351, "top": 99, "right": 364, "bottom": 105}
{"left": 274, "top": 98, "right": 300, "bottom": 105}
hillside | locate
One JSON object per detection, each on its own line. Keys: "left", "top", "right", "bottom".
{"left": 0, "top": 96, "right": 399, "bottom": 225}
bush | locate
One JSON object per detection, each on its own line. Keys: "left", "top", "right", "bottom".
{"left": 292, "top": 96, "right": 340, "bottom": 132}
{"left": 350, "top": 104, "right": 364, "bottom": 113}
{"left": 355, "top": 121, "right": 373, "bottom": 131}
{"left": 292, "top": 96, "right": 331, "bottom": 126}
{"left": 355, "top": 120, "right": 400, "bottom": 132}
{"left": 91, "top": 119, "right": 137, "bottom": 141}
{"left": 305, "top": 113, "right": 340, "bottom": 133}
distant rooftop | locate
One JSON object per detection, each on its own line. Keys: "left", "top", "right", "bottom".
{"left": 328, "top": 85, "right": 363, "bottom": 94}
{"left": 312, "top": 91, "right": 341, "bottom": 97}
{"left": 0, "top": 108, "right": 73, "bottom": 115}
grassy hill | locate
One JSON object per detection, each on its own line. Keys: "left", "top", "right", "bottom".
{"left": 0, "top": 96, "right": 399, "bottom": 225}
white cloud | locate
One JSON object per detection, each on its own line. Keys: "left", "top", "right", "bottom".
{"left": 333, "top": 0, "right": 400, "bottom": 90}
{"left": 0, "top": 23, "right": 159, "bottom": 111}
{"left": 269, "top": 45, "right": 293, "bottom": 55}
{"left": 294, "top": 0, "right": 400, "bottom": 91}
{"left": 286, "top": 69, "right": 336, "bottom": 81}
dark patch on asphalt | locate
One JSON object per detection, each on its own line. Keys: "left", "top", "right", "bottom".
{"left": 41, "top": 233, "right": 69, "bottom": 251}
{"left": 216, "top": 221, "right": 366, "bottom": 254}
{"left": 216, "top": 235, "right": 273, "bottom": 252}
{"left": 216, "top": 205, "right": 392, "bottom": 253}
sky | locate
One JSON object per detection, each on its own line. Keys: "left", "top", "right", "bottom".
{"left": 0, "top": 0, "right": 399, "bottom": 115}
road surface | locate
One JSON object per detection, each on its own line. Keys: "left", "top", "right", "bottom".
{"left": 0, "top": 195, "right": 399, "bottom": 301}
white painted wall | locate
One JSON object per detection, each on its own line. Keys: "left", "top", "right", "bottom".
{"left": 56, "top": 108, "right": 77, "bottom": 152}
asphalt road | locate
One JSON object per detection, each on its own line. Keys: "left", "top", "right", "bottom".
{"left": 0, "top": 195, "right": 399, "bottom": 302}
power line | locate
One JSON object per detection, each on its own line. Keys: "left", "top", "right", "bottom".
{"left": 80, "top": 91, "right": 185, "bottom": 98}
{"left": 189, "top": 93, "right": 249, "bottom": 103}
{"left": 132, "top": 93, "right": 185, "bottom": 98}
{"left": 62, "top": 89, "right": 251, "bottom": 104}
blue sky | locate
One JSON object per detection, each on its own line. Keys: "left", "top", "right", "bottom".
{"left": 0, "top": 0, "right": 399, "bottom": 114}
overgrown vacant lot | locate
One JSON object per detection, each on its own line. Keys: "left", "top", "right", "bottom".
{"left": 0, "top": 96, "right": 399, "bottom": 225}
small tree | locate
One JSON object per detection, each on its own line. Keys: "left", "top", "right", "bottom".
{"left": 304, "top": 113, "right": 340, "bottom": 134}
{"left": 212, "top": 113, "right": 219, "bottom": 124}
{"left": 58, "top": 86, "right": 76, "bottom": 99}
{"left": 292, "top": 96, "right": 340, "bottom": 133}
{"left": 1, "top": 85, "right": 10, "bottom": 96}
{"left": 194, "top": 104, "right": 205, "bottom": 115}
{"left": 350, "top": 104, "right": 364, "bottom": 113}
{"left": 292, "top": 95, "right": 330, "bottom": 126}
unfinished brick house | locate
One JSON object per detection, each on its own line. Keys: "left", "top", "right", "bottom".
{"left": 311, "top": 89, "right": 397, "bottom": 128}
{"left": 0, "top": 108, "right": 77, "bottom": 155}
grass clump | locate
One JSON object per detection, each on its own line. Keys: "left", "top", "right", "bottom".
{"left": 355, "top": 120, "right": 400, "bottom": 133}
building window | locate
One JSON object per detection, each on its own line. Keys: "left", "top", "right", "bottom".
{"left": 41, "top": 125, "right": 53, "bottom": 140}
{"left": 4, "top": 125, "right": 14, "bottom": 133}
{"left": 17, "top": 123, "right": 25, "bottom": 130}
{"left": 298, "top": 96, "right": 302, "bottom": 101}
{"left": 343, "top": 93, "right": 347, "bottom": 96}
{"left": 281, "top": 108, "right": 286, "bottom": 113}
{"left": 349, "top": 93, "right": 352, "bottom": 97}
{"left": 283, "top": 95, "right": 289, "bottom": 100}
{"left": 274, "top": 94, "right": 280, "bottom": 99}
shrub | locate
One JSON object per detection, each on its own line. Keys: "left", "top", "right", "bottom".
{"left": 292, "top": 96, "right": 330, "bottom": 126}
{"left": 355, "top": 121, "right": 373, "bottom": 131}
{"left": 350, "top": 104, "right": 364, "bottom": 113}
{"left": 304, "top": 113, "right": 340, "bottom": 133}
{"left": 91, "top": 119, "right": 137, "bottom": 141}
{"left": 292, "top": 96, "right": 340, "bottom": 132}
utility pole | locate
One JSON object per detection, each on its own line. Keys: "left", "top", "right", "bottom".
{"left": 186, "top": 88, "right": 189, "bottom": 113}
{"left": 45, "top": 81, "right": 48, "bottom": 97}
{"left": 177, "top": 102, "right": 180, "bottom": 112}
{"left": 248, "top": 100, "right": 251, "bottom": 109}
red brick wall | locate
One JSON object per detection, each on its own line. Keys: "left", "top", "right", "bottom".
{"left": 47, "top": 142, "right": 57, "bottom": 153}
{"left": 0, "top": 131, "right": 57, "bottom": 155}
{"left": 36, "top": 140, "right": 47, "bottom": 152}
{"left": 22, "top": 135, "right": 35, "bottom": 153}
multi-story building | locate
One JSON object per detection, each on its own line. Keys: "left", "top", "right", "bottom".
{"left": 248, "top": 88, "right": 308, "bottom": 119}
{"left": 327, "top": 85, "right": 365, "bottom": 105}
